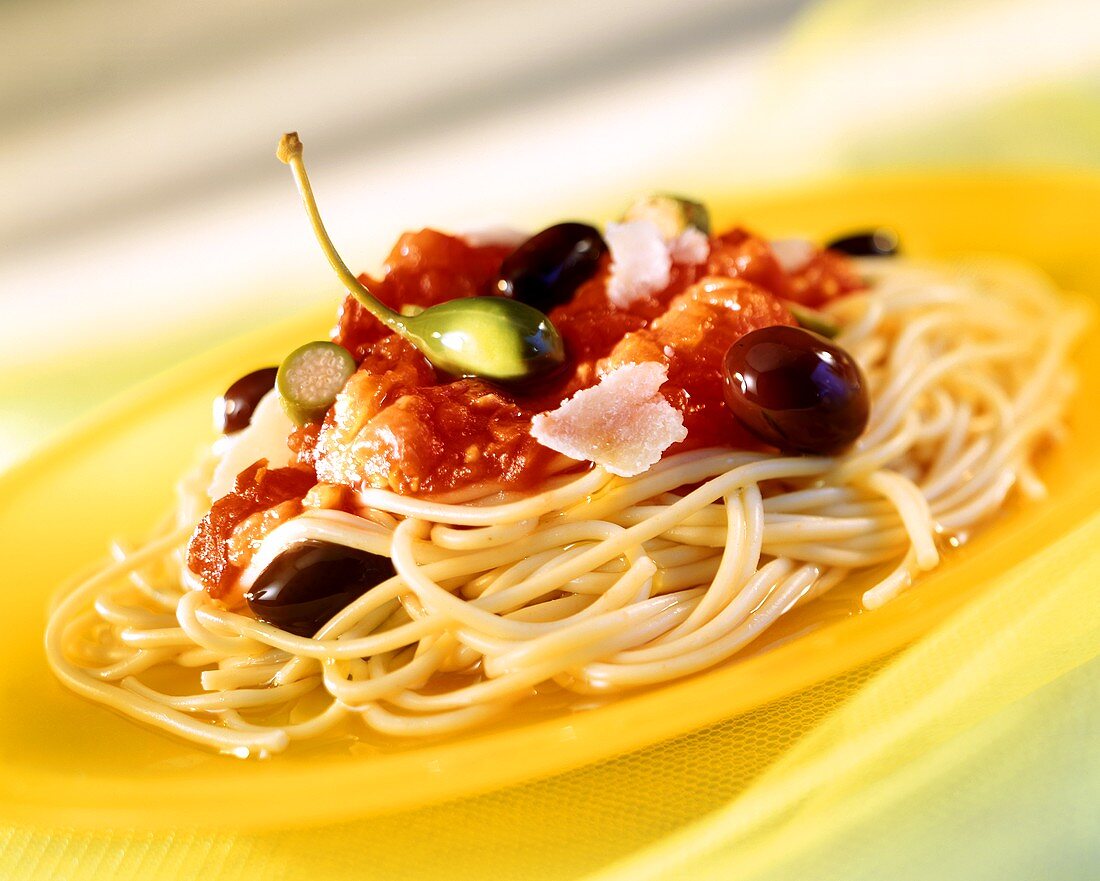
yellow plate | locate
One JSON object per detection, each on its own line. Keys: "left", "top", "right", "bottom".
{"left": 3, "top": 174, "right": 1098, "bottom": 831}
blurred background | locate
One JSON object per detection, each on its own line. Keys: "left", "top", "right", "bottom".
{"left": 1, "top": 0, "right": 1098, "bottom": 470}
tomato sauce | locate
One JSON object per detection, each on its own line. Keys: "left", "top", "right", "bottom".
{"left": 315, "top": 226, "right": 856, "bottom": 492}
{"left": 306, "top": 334, "right": 557, "bottom": 496}
{"left": 187, "top": 223, "right": 860, "bottom": 588}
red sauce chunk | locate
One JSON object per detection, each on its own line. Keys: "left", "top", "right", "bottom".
{"left": 789, "top": 249, "right": 863, "bottom": 307}
{"left": 188, "top": 460, "right": 317, "bottom": 597}
{"left": 187, "top": 223, "right": 863, "bottom": 589}
{"left": 706, "top": 228, "right": 862, "bottom": 306}
{"left": 307, "top": 334, "right": 555, "bottom": 495}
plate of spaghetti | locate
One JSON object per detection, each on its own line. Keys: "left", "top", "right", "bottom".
{"left": 8, "top": 155, "right": 1100, "bottom": 829}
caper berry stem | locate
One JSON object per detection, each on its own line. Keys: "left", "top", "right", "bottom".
{"left": 277, "top": 133, "right": 409, "bottom": 337}
{"left": 277, "top": 132, "right": 565, "bottom": 383}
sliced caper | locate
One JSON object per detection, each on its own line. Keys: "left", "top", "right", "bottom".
{"left": 276, "top": 341, "right": 356, "bottom": 426}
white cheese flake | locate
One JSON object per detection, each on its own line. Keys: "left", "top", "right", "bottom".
{"left": 605, "top": 220, "right": 672, "bottom": 308}
{"left": 530, "top": 362, "right": 687, "bottom": 477}
{"left": 670, "top": 226, "right": 710, "bottom": 265}
{"left": 770, "top": 238, "right": 816, "bottom": 274}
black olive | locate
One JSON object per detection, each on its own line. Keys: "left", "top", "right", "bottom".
{"left": 496, "top": 222, "right": 606, "bottom": 312}
{"left": 825, "top": 228, "right": 899, "bottom": 257}
{"left": 245, "top": 541, "right": 395, "bottom": 637}
{"left": 217, "top": 367, "right": 279, "bottom": 434}
{"left": 722, "top": 325, "right": 869, "bottom": 455}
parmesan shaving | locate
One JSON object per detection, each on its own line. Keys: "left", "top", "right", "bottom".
{"left": 670, "top": 227, "right": 710, "bottom": 265}
{"left": 770, "top": 238, "right": 815, "bottom": 274}
{"left": 605, "top": 220, "right": 672, "bottom": 308}
{"left": 530, "top": 362, "right": 687, "bottom": 477}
